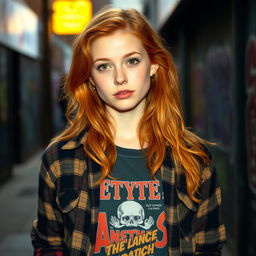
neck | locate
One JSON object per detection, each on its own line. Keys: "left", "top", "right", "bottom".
{"left": 106, "top": 102, "right": 145, "bottom": 149}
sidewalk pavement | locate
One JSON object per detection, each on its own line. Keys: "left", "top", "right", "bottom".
{"left": 0, "top": 150, "right": 42, "bottom": 256}
{"left": 0, "top": 150, "right": 233, "bottom": 256}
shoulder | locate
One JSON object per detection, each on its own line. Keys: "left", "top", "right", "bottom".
{"left": 174, "top": 143, "right": 217, "bottom": 196}
{"left": 40, "top": 131, "right": 88, "bottom": 180}
{"left": 43, "top": 128, "right": 87, "bottom": 161}
{"left": 41, "top": 140, "right": 69, "bottom": 167}
{"left": 196, "top": 144, "right": 221, "bottom": 204}
{"left": 198, "top": 143, "right": 216, "bottom": 175}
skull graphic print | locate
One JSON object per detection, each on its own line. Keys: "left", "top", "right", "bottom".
{"left": 110, "top": 201, "right": 154, "bottom": 229}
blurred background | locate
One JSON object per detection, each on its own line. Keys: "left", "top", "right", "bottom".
{"left": 0, "top": 0, "right": 255, "bottom": 255}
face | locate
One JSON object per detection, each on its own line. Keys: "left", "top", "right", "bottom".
{"left": 90, "top": 29, "right": 159, "bottom": 114}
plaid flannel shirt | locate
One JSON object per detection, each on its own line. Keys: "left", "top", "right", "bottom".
{"left": 31, "top": 129, "right": 226, "bottom": 255}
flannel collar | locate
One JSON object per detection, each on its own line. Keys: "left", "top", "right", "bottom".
{"left": 60, "top": 128, "right": 88, "bottom": 150}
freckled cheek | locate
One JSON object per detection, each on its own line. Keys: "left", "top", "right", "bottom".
{"left": 130, "top": 67, "right": 150, "bottom": 83}
{"left": 91, "top": 75, "right": 113, "bottom": 89}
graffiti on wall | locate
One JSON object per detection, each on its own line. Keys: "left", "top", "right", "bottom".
{"left": 246, "top": 35, "right": 256, "bottom": 196}
{"left": 205, "top": 46, "right": 233, "bottom": 149}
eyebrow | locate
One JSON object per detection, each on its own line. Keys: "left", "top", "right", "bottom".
{"left": 92, "top": 51, "right": 142, "bottom": 63}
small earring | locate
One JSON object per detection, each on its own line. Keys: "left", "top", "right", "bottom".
{"left": 150, "top": 73, "right": 155, "bottom": 78}
{"left": 92, "top": 85, "right": 96, "bottom": 90}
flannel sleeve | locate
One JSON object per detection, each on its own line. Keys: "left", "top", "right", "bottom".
{"left": 31, "top": 156, "right": 64, "bottom": 256}
{"left": 194, "top": 158, "right": 227, "bottom": 256}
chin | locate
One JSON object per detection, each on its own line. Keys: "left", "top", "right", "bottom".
{"left": 106, "top": 98, "right": 146, "bottom": 113}
{"left": 111, "top": 103, "right": 140, "bottom": 113}
{"left": 115, "top": 106, "right": 137, "bottom": 113}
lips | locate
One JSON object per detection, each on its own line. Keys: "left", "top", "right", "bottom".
{"left": 113, "top": 90, "right": 134, "bottom": 96}
{"left": 113, "top": 90, "right": 134, "bottom": 99}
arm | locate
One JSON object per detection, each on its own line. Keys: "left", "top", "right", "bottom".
{"left": 195, "top": 159, "right": 227, "bottom": 255}
{"left": 31, "top": 156, "right": 64, "bottom": 256}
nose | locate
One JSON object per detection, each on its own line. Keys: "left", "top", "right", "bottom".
{"left": 114, "top": 66, "right": 127, "bottom": 86}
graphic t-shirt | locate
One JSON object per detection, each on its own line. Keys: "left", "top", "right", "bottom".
{"left": 94, "top": 146, "right": 168, "bottom": 256}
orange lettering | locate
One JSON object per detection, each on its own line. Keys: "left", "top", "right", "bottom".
{"left": 148, "top": 180, "right": 160, "bottom": 200}
{"left": 111, "top": 181, "right": 123, "bottom": 200}
{"left": 100, "top": 180, "right": 111, "bottom": 199}
{"left": 94, "top": 213, "right": 110, "bottom": 253}
{"left": 135, "top": 181, "right": 148, "bottom": 200}
{"left": 155, "top": 211, "right": 167, "bottom": 248}
{"left": 123, "top": 182, "right": 135, "bottom": 200}
{"left": 110, "top": 229, "right": 120, "bottom": 243}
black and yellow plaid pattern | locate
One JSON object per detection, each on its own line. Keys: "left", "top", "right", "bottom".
{"left": 31, "top": 129, "right": 226, "bottom": 255}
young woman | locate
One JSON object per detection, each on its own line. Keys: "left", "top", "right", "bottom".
{"left": 31, "top": 7, "right": 226, "bottom": 256}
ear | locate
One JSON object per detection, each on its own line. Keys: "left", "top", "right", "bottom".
{"left": 150, "top": 63, "right": 159, "bottom": 77}
{"left": 89, "top": 77, "right": 95, "bottom": 86}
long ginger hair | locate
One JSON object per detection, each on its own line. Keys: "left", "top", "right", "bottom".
{"left": 52, "top": 8, "right": 212, "bottom": 202}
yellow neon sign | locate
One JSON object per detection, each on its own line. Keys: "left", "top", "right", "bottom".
{"left": 52, "top": 0, "right": 92, "bottom": 35}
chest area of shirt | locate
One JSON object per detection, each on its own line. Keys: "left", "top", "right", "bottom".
{"left": 94, "top": 147, "right": 168, "bottom": 255}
